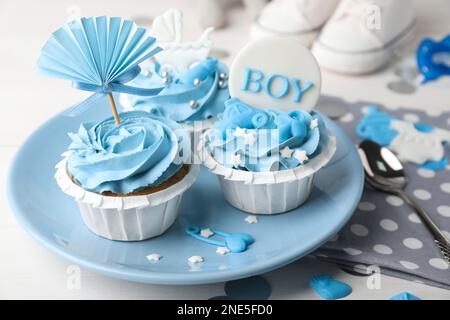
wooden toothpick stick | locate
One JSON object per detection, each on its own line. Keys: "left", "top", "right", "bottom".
{"left": 107, "top": 92, "right": 121, "bottom": 126}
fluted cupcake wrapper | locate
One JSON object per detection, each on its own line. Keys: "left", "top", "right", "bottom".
{"left": 54, "top": 158, "right": 199, "bottom": 241}
{"left": 218, "top": 175, "right": 315, "bottom": 214}
{"left": 199, "top": 131, "right": 337, "bottom": 214}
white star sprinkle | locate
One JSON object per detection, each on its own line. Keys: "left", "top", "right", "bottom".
{"left": 294, "top": 150, "right": 309, "bottom": 164}
{"left": 243, "top": 132, "right": 257, "bottom": 145}
{"left": 233, "top": 127, "right": 247, "bottom": 138}
{"left": 216, "top": 247, "right": 231, "bottom": 255}
{"left": 188, "top": 255, "right": 204, "bottom": 264}
{"left": 146, "top": 253, "right": 162, "bottom": 262}
{"left": 200, "top": 228, "right": 214, "bottom": 238}
{"left": 310, "top": 118, "right": 319, "bottom": 129}
{"left": 245, "top": 215, "right": 258, "bottom": 224}
{"left": 280, "top": 146, "right": 294, "bottom": 159}
{"left": 230, "top": 154, "right": 242, "bottom": 167}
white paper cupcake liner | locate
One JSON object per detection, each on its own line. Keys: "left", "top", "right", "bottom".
{"left": 199, "top": 131, "right": 337, "bottom": 214}
{"left": 55, "top": 158, "right": 199, "bottom": 241}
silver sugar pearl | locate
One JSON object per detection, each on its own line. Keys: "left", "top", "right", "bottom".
{"left": 189, "top": 100, "right": 198, "bottom": 109}
{"left": 162, "top": 77, "right": 170, "bottom": 84}
{"left": 143, "top": 70, "right": 152, "bottom": 77}
{"left": 218, "top": 80, "right": 227, "bottom": 89}
{"left": 193, "top": 78, "right": 201, "bottom": 86}
{"left": 219, "top": 72, "right": 228, "bottom": 80}
{"left": 161, "top": 71, "right": 169, "bottom": 78}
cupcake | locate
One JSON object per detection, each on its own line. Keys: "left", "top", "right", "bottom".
{"left": 119, "top": 57, "right": 229, "bottom": 128}
{"left": 55, "top": 111, "right": 199, "bottom": 241}
{"left": 119, "top": 9, "right": 230, "bottom": 136}
{"left": 200, "top": 98, "right": 336, "bottom": 214}
{"left": 199, "top": 35, "right": 337, "bottom": 214}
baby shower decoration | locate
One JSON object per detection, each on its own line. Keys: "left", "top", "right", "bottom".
{"left": 9, "top": 17, "right": 367, "bottom": 287}
{"left": 36, "top": 15, "right": 200, "bottom": 242}
{"left": 119, "top": 9, "right": 230, "bottom": 130}
{"left": 417, "top": 35, "right": 450, "bottom": 83}
{"left": 201, "top": 36, "right": 335, "bottom": 214}
{"left": 228, "top": 36, "right": 321, "bottom": 111}
{"left": 37, "top": 16, "right": 164, "bottom": 124}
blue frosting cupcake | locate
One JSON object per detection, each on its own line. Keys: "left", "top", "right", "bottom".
{"left": 120, "top": 58, "right": 229, "bottom": 124}
{"left": 201, "top": 98, "right": 335, "bottom": 214}
{"left": 205, "top": 98, "right": 329, "bottom": 172}
{"left": 56, "top": 110, "right": 199, "bottom": 241}
{"left": 67, "top": 111, "right": 189, "bottom": 195}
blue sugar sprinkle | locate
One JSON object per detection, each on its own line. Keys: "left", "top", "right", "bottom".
{"left": 309, "top": 274, "right": 352, "bottom": 300}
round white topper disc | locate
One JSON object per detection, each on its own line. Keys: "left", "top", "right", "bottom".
{"left": 229, "top": 36, "right": 321, "bottom": 112}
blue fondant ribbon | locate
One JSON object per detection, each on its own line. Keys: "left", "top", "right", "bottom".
{"left": 65, "top": 65, "right": 164, "bottom": 116}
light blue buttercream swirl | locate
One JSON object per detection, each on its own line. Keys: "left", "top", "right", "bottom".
{"left": 120, "top": 58, "right": 230, "bottom": 123}
{"left": 206, "top": 98, "right": 328, "bottom": 172}
{"left": 67, "top": 111, "right": 188, "bottom": 194}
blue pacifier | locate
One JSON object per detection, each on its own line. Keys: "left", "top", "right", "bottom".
{"left": 185, "top": 226, "right": 254, "bottom": 253}
{"left": 417, "top": 35, "right": 450, "bottom": 83}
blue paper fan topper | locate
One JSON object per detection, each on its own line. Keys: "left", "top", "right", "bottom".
{"left": 37, "top": 16, "right": 164, "bottom": 124}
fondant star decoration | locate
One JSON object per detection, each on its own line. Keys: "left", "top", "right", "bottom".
{"left": 216, "top": 247, "right": 231, "bottom": 255}
{"left": 245, "top": 215, "right": 258, "bottom": 224}
{"left": 243, "top": 132, "right": 257, "bottom": 145}
{"left": 233, "top": 127, "right": 247, "bottom": 138}
{"left": 188, "top": 255, "right": 204, "bottom": 264}
{"left": 280, "top": 146, "right": 294, "bottom": 159}
{"left": 230, "top": 153, "right": 242, "bottom": 167}
{"left": 294, "top": 150, "right": 309, "bottom": 164}
{"left": 146, "top": 253, "right": 162, "bottom": 262}
{"left": 310, "top": 118, "right": 319, "bottom": 129}
{"left": 200, "top": 228, "right": 214, "bottom": 238}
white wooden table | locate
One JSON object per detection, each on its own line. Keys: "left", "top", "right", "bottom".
{"left": 1, "top": 0, "right": 450, "bottom": 299}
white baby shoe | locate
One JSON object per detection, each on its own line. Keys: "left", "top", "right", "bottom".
{"left": 250, "top": 0, "right": 340, "bottom": 47}
{"left": 312, "top": 0, "right": 415, "bottom": 74}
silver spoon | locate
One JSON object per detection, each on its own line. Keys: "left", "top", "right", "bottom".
{"left": 358, "top": 140, "right": 450, "bottom": 262}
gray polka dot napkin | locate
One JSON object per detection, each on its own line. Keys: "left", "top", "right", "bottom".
{"left": 314, "top": 96, "right": 450, "bottom": 290}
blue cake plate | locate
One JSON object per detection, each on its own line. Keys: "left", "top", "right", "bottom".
{"left": 7, "top": 99, "right": 363, "bottom": 285}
